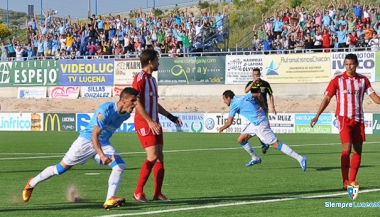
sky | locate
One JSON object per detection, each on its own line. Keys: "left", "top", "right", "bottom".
{"left": 0, "top": 0, "right": 199, "bottom": 19}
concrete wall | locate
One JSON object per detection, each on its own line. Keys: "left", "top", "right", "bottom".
{"left": 2, "top": 82, "right": 380, "bottom": 98}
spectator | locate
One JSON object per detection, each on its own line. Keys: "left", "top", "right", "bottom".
{"left": 0, "top": 41, "right": 8, "bottom": 61}
{"left": 336, "top": 24, "right": 348, "bottom": 51}
{"left": 352, "top": 1, "right": 363, "bottom": 21}
{"left": 348, "top": 31, "right": 359, "bottom": 51}
{"left": 314, "top": 29, "right": 323, "bottom": 51}
{"left": 368, "top": 34, "right": 379, "bottom": 51}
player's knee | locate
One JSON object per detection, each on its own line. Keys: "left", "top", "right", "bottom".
{"left": 110, "top": 157, "right": 126, "bottom": 171}
{"left": 54, "top": 163, "right": 68, "bottom": 175}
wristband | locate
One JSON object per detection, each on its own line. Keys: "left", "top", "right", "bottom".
{"left": 167, "top": 114, "right": 178, "bottom": 123}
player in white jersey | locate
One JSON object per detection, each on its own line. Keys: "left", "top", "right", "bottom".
{"left": 311, "top": 53, "right": 380, "bottom": 190}
{"left": 22, "top": 87, "right": 139, "bottom": 210}
{"left": 218, "top": 90, "right": 307, "bottom": 172}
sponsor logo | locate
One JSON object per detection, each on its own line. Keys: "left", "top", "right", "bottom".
{"left": 205, "top": 118, "right": 215, "bottom": 130}
{"left": 45, "top": 114, "right": 60, "bottom": 131}
{"left": 347, "top": 185, "right": 359, "bottom": 200}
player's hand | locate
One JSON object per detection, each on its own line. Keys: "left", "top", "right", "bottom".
{"left": 100, "top": 155, "right": 112, "bottom": 165}
{"left": 272, "top": 107, "right": 277, "bottom": 115}
{"left": 148, "top": 121, "right": 161, "bottom": 135}
{"left": 310, "top": 117, "right": 318, "bottom": 128}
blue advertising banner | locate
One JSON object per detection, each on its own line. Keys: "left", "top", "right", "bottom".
{"left": 60, "top": 59, "right": 114, "bottom": 86}
{"left": 76, "top": 113, "right": 135, "bottom": 132}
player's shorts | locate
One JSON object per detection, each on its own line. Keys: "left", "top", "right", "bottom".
{"left": 135, "top": 125, "right": 163, "bottom": 148}
{"left": 337, "top": 116, "right": 365, "bottom": 144}
{"left": 62, "top": 137, "right": 120, "bottom": 166}
{"left": 241, "top": 118, "right": 277, "bottom": 145}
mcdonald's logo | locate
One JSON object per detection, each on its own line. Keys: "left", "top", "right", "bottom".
{"left": 44, "top": 114, "right": 60, "bottom": 131}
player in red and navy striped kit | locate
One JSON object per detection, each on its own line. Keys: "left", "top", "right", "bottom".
{"left": 311, "top": 53, "right": 380, "bottom": 190}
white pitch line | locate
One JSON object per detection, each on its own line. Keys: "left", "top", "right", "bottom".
{"left": 0, "top": 141, "right": 378, "bottom": 161}
{"left": 94, "top": 188, "right": 380, "bottom": 217}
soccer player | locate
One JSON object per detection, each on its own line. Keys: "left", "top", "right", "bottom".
{"left": 245, "top": 68, "right": 276, "bottom": 154}
{"left": 22, "top": 87, "right": 139, "bottom": 210}
{"left": 310, "top": 53, "right": 380, "bottom": 190}
{"left": 132, "top": 49, "right": 182, "bottom": 203}
{"left": 219, "top": 90, "right": 307, "bottom": 171}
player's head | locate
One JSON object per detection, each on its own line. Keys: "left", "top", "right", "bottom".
{"left": 222, "top": 90, "right": 235, "bottom": 107}
{"left": 119, "top": 87, "right": 139, "bottom": 114}
{"left": 344, "top": 53, "right": 358, "bottom": 74}
{"left": 252, "top": 68, "right": 261, "bottom": 82}
{"left": 140, "top": 49, "right": 159, "bottom": 71}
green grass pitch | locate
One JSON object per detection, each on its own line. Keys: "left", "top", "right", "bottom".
{"left": 1, "top": 132, "right": 379, "bottom": 216}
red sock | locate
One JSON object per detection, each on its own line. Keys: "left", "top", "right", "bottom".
{"left": 135, "top": 160, "right": 155, "bottom": 194}
{"left": 153, "top": 161, "right": 165, "bottom": 196}
{"left": 349, "top": 153, "right": 361, "bottom": 182}
{"left": 341, "top": 151, "right": 350, "bottom": 182}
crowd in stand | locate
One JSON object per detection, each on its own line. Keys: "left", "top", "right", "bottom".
{"left": 0, "top": 6, "right": 227, "bottom": 61}
{"left": 251, "top": 0, "right": 380, "bottom": 53}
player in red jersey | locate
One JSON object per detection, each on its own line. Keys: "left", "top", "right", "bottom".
{"left": 132, "top": 49, "right": 182, "bottom": 202}
{"left": 310, "top": 53, "right": 380, "bottom": 190}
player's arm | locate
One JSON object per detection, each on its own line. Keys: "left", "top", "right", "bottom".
{"left": 244, "top": 81, "right": 254, "bottom": 93}
{"left": 135, "top": 97, "right": 161, "bottom": 134}
{"left": 92, "top": 125, "right": 112, "bottom": 165}
{"left": 369, "top": 92, "right": 380, "bottom": 104}
{"left": 158, "top": 103, "right": 183, "bottom": 126}
{"left": 218, "top": 116, "right": 233, "bottom": 135}
{"left": 269, "top": 94, "right": 277, "bottom": 115}
{"left": 310, "top": 95, "right": 331, "bottom": 127}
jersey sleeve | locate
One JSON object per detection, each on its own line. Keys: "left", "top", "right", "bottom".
{"left": 228, "top": 100, "right": 239, "bottom": 117}
{"left": 94, "top": 107, "right": 107, "bottom": 129}
{"left": 132, "top": 73, "right": 146, "bottom": 95}
{"left": 245, "top": 81, "right": 253, "bottom": 88}
{"left": 364, "top": 77, "right": 375, "bottom": 95}
{"left": 324, "top": 78, "right": 337, "bottom": 97}
{"left": 266, "top": 81, "right": 273, "bottom": 95}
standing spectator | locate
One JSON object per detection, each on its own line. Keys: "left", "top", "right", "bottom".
{"left": 0, "top": 41, "right": 8, "bottom": 61}
{"left": 348, "top": 31, "right": 358, "bottom": 51}
{"left": 304, "top": 33, "right": 314, "bottom": 52}
{"left": 314, "top": 29, "right": 323, "bottom": 51}
{"left": 262, "top": 34, "right": 273, "bottom": 54}
{"left": 352, "top": 1, "right": 363, "bottom": 21}
{"left": 310, "top": 53, "right": 380, "bottom": 190}
{"left": 368, "top": 34, "right": 379, "bottom": 51}
{"left": 132, "top": 49, "right": 182, "bottom": 202}
{"left": 336, "top": 25, "right": 348, "bottom": 51}
{"left": 7, "top": 38, "right": 16, "bottom": 60}
{"left": 22, "top": 87, "right": 139, "bottom": 210}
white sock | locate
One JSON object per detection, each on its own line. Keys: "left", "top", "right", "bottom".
{"left": 106, "top": 164, "right": 125, "bottom": 200}
{"left": 277, "top": 143, "right": 303, "bottom": 162}
{"left": 29, "top": 165, "right": 57, "bottom": 187}
{"left": 241, "top": 142, "right": 260, "bottom": 160}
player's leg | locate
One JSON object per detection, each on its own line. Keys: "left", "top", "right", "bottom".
{"left": 257, "top": 119, "right": 306, "bottom": 171}
{"left": 133, "top": 133, "right": 158, "bottom": 203}
{"left": 348, "top": 122, "right": 364, "bottom": 187}
{"left": 22, "top": 137, "right": 92, "bottom": 202}
{"left": 338, "top": 116, "right": 355, "bottom": 189}
{"left": 258, "top": 137, "right": 270, "bottom": 154}
{"left": 239, "top": 124, "right": 261, "bottom": 166}
{"left": 153, "top": 142, "right": 170, "bottom": 202}
{"left": 97, "top": 145, "right": 126, "bottom": 210}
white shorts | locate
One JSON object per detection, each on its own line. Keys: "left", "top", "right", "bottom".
{"left": 242, "top": 119, "right": 278, "bottom": 145}
{"left": 62, "top": 137, "right": 120, "bottom": 166}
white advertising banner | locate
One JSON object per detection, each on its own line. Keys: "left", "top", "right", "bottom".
{"left": 331, "top": 52, "right": 375, "bottom": 81}
{"left": 0, "top": 113, "right": 43, "bottom": 131}
{"left": 48, "top": 86, "right": 79, "bottom": 99}
{"left": 18, "top": 87, "right": 47, "bottom": 99}
{"left": 203, "top": 113, "right": 250, "bottom": 133}
{"left": 80, "top": 86, "right": 112, "bottom": 98}
{"left": 267, "top": 113, "right": 295, "bottom": 133}
{"left": 225, "top": 55, "right": 265, "bottom": 84}
{"left": 113, "top": 86, "right": 126, "bottom": 97}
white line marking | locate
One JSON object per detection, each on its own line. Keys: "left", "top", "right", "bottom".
{"left": 84, "top": 173, "right": 100, "bottom": 175}
{"left": 0, "top": 141, "right": 377, "bottom": 160}
{"left": 94, "top": 188, "right": 380, "bottom": 217}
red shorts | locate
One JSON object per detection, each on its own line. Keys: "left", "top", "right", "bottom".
{"left": 135, "top": 124, "right": 164, "bottom": 148}
{"left": 337, "top": 116, "right": 365, "bottom": 144}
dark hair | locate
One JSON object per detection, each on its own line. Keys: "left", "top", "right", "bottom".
{"left": 120, "top": 87, "right": 139, "bottom": 100}
{"left": 253, "top": 68, "right": 261, "bottom": 74}
{"left": 345, "top": 53, "right": 359, "bottom": 66}
{"left": 223, "top": 90, "right": 235, "bottom": 99}
{"left": 140, "top": 49, "right": 159, "bottom": 67}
